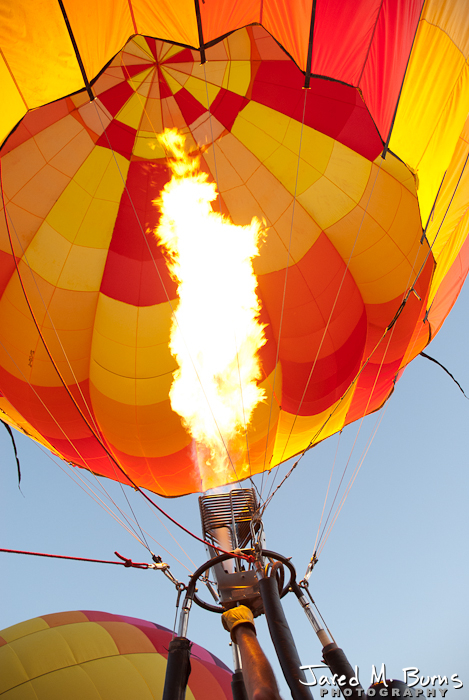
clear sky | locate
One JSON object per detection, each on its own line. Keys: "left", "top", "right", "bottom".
{"left": 2, "top": 281, "right": 468, "bottom": 700}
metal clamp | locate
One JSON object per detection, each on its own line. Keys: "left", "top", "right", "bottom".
{"left": 150, "top": 552, "right": 186, "bottom": 591}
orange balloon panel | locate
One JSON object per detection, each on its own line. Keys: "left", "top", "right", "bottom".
{"left": 0, "top": 28, "right": 451, "bottom": 496}
{"left": 0, "top": 610, "right": 232, "bottom": 699}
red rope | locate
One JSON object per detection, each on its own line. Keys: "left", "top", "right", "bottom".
{"left": 1, "top": 548, "right": 150, "bottom": 569}
{"left": 1, "top": 545, "right": 254, "bottom": 568}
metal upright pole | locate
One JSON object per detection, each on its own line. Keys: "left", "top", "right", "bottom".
{"left": 161, "top": 593, "right": 194, "bottom": 700}
{"left": 231, "top": 642, "right": 249, "bottom": 700}
{"left": 292, "top": 582, "right": 365, "bottom": 700}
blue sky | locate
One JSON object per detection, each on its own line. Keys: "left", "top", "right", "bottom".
{"left": 2, "top": 281, "right": 468, "bottom": 700}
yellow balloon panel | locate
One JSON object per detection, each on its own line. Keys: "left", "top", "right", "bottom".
{"left": 0, "top": 611, "right": 233, "bottom": 699}
{"left": 0, "top": 611, "right": 231, "bottom": 700}
{"left": 185, "top": 75, "right": 220, "bottom": 107}
{"left": 63, "top": 0, "right": 135, "bottom": 82}
{"left": 132, "top": 0, "right": 199, "bottom": 48}
{"left": 89, "top": 389, "right": 189, "bottom": 458}
{"left": 0, "top": 0, "right": 84, "bottom": 113}
{"left": 253, "top": 201, "right": 322, "bottom": 275}
{"left": 115, "top": 91, "right": 147, "bottom": 129}
{"left": 29, "top": 666, "right": 106, "bottom": 700}
{"left": 60, "top": 245, "right": 108, "bottom": 294}
{"left": 299, "top": 175, "right": 357, "bottom": 231}
{"left": 427, "top": 117, "right": 469, "bottom": 279}
{"left": 272, "top": 389, "right": 356, "bottom": 466}
{"left": 390, "top": 3, "right": 469, "bottom": 224}
{"left": 0, "top": 55, "right": 27, "bottom": 146}
{"left": 76, "top": 148, "right": 129, "bottom": 203}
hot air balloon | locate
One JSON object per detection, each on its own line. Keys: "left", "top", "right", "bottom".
{"left": 1, "top": 2, "right": 468, "bottom": 697}
{"left": 0, "top": 610, "right": 232, "bottom": 699}
{"left": 0, "top": 1, "right": 467, "bottom": 497}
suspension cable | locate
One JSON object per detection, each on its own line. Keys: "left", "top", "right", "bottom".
{"left": 260, "top": 86, "right": 309, "bottom": 500}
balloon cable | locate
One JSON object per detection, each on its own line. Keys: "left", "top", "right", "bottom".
{"left": 0, "top": 165, "right": 252, "bottom": 563}
{"left": 0, "top": 180, "right": 154, "bottom": 551}
{"left": 34, "top": 439, "right": 194, "bottom": 571}
{"left": 264, "top": 84, "right": 467, "bottom": 508}
{"left": 266, "top": 146, "right": 445, "bottom": 543}
{"left": 309, "top": 430, "right": 342, "bottom": 559}
{"left": 315, "top": 402, "right": 388, "bottom": 558}
{"left": 0, "top": 157, "right": 148, "bottom": 545}
{"left": 262, "top": 155, "right": 388, "bottom": 507}
{"left": 260, "top": 82, "right": 310, "bottom": 499}
{"left": 264, "top": 126, "right": 456, "bottom": 511}
{"left": 0, "top": 332, "right": 154, "bottom": 551}
{"left": 262, "top": 301, "right": 403, "bottom": 513}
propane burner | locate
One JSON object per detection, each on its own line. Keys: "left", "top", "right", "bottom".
{"left": 199, "top": 488, "right": 264, "bottom": 611}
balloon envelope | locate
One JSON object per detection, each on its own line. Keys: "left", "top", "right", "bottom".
{"left": 0, "top": 610, "right": 232, "bottom": 699}
{"left": 0, "top": 3, "right": 468, "bottom": 495}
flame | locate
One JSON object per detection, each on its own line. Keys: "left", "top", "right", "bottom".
{"left": 154, "top": 129, "right": 266, "bottom": 488}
